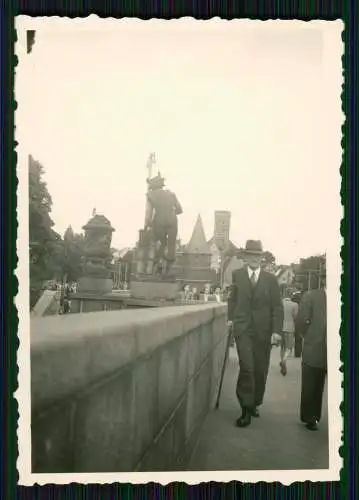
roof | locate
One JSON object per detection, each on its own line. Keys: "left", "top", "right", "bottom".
{"left": 207, "top": 237, "right": 239, "bottom": 257}
{"left": 82, "top": 214, "right": 115, "bottom": 232}
{"left": 185, "top": 215, "right": 211, "bottom": 254}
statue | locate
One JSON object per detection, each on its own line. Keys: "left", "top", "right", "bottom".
{"left": 130, "top": 155, "right": 183, "bottom": 302}
{"left": 144, "top": 173, "right": 183, "bottom": 276}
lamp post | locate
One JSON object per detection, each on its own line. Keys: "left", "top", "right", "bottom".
{"left": 218, "top": 251, "right": 225, "bottom": 289}
{"left": 27, "top": 30, "right": 36, "bottom": 54}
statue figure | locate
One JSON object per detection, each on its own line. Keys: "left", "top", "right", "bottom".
{"left": 144, "top": 173, "right": 183, "bottom": 275}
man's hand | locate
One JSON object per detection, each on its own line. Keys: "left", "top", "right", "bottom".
{"left": 271, "top": 333, "right": 282, "bottom": 346}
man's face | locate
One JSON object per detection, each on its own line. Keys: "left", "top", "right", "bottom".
{"left": 244, "top": 253, "right": 262, "bottom": 270}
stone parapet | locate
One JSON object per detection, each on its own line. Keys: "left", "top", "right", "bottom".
{"left": 31, "top": 303, "right": 228, "bottom": 473}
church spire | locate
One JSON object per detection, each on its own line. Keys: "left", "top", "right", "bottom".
{"left": 186, "top": 215, "right": 211, "bottom": 254}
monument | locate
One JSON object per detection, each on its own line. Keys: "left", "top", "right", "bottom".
{"left": 69, "top": 211, "right": 135, "bottom": 312}
{"left": 74, "top": 211, "right": 116, "bottom": 306}
{"left": 131, "top": 153, "right": 183, "bottom": 302}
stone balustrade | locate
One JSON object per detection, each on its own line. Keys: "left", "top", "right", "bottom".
{"left": 31, "top": 303, "right": 228, "bottom": 473}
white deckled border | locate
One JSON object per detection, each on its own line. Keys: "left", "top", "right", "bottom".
{"left": 15, "top": 15, "right": 344, "bottom": 486}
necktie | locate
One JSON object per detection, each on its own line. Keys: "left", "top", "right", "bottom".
{"left": 250, "top": 271, "right": 257, "bottom": 287}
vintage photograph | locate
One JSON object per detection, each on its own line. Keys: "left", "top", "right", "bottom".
{"left": 15, "top": 17, "right": 343, "bottom": 484}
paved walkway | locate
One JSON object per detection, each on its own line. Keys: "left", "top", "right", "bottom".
{"left": 189, "top": 345, "right": 329, "bottom": 471}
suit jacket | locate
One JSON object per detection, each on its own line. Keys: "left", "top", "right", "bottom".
{"left": 296, "top": 289, "right": 327, "bottom": 369}
{"left": 228, "top": 267, "right": 284, "bottom": 340}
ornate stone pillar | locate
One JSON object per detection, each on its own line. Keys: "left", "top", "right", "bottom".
{"left": 77, "top": 214, "right": 115, "bottom": 295}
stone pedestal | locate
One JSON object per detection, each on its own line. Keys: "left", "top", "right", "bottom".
{"left": 131, "top": 216, "right": 181, "bottom": 303}
{"left": 131, "top": 276, "right": 180, "bottom": 301}
{"left": 77, "top": 277, "right": 113, "bottom": 295}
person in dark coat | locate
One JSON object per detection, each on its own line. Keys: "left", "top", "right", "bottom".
{"left": 296, "top": 278, "right": 327, "bottom": 431}
{"left": 291, "top": 291, "right": 304, "bottom": 357}
{"left": 145, "top": 174, "right": 183, "bottom": 274}
{"left": 227, "top": 240, "right": 284, "bottom": 427}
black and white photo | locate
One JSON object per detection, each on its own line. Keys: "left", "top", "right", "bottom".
{"left": 15, "top": 17, "right": 343, "bottom": 485}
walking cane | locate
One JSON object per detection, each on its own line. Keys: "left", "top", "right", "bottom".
{"left": 215, "top": 323, "right": 233, "bottom": 410}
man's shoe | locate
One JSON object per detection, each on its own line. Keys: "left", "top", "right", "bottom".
{"left": 305, "top": 421, "right": 318, "bottom": 431}
{"left": 280, "top": 361, "right": 287, "bottom": 376}
{"left": 236, "top": 409, "right": 252, "bottom": 428}
{"left": 250, "top": 407, "right": 260, "bottom": 418}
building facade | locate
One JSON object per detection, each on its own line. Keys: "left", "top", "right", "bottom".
{"left": 111, "top": 248, "right": 133, "bottom": 288}
{"left": 174, "top": 215, "right": 213, "bottom": 289}
{"left": 222, "top": 256, "right": 245, "bottom": 288}
{"left": 275, "top": 266, "right": 295, "bottom": 296}
{"left": 213, "top": 210, "right": 231, "bottom": 250}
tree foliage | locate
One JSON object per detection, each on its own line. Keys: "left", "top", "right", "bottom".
{"left": 293, "top": 254, "right": 326, "bottom": 291}
{"left": 262, "top": 251, "right": 276, "bottom": 265}
{"left": 29, "top": 156, "right": 86, "bottom": 307}
{"left": 236, "top": 247, "right": 276, "bottom": 265}
{"left": 62, "top": 226, "right": 84, "bottom": 282}
{"left": 29, "top": 155, "right": 62, "bottom": 297}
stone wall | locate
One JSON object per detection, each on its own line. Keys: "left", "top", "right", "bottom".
{"left": 31, "top": 303, "right": 228, "bottom": 473}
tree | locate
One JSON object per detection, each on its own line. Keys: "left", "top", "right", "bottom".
{"left": 29, "top": 155, "right": 62, "bottom": 306}
{"left": 262, "top": 251, "right": 276, "bottom": 266}
{"left": 236, "top": 247, "right": 276, "bottom": 266}
{"left": 62, "top": 226, "right": 84, "bottom": 282}
{"left": 293, "top": 254, "right": 326, "bottom": 291}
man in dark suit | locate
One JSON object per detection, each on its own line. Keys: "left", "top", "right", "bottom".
{"left": 227, "top": 240, "right": 283, "bottom": 427}
{"left": 296, "top": 277, "right": 327, "bottom": 431}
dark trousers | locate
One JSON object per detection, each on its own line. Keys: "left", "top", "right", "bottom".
{"left": 294, "top": 331, "right": 303, "bottom": 357}
{"left": 234, "top": 332, "right": 271, "bottom": 410}
{"left": 153, "top": 221, "right": 177, "bottom": 263}
{"left": 300, "top": 362, "right": 326, "bottom": 423}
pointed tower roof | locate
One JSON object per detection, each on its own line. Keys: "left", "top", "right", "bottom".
{"left": 185, "top": 215, "right": 211, "bottom": 254}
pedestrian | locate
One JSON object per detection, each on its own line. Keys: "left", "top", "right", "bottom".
{"left": 59, "top": 282, "right": 71, "bottom": 314}
{"left": 291, "top": 291, "right": 304, "bottom": 357}
{"left": 296, "top": 277, "right": 327, "bottom": 431}
{"left": 203, "top": 284, "right": 210, "bottom": 303}
{"left": 227, "top": 240, "right": 284, "bottom": 427}
{"left": 214, "top": 287, "right": 221, "bottom": 303}
{"left": 279, "top": 294, "right": 299, "bottom": 375}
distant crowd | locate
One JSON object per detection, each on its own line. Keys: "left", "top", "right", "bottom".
{"left": 43, "top": 280, "right": 77, "bottom": 293}
{"left": 179, "top": 284, "right": 227, "bottom": 304}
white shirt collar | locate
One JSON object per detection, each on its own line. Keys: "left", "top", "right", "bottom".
{"left": 247, "top": 266, "right": 261, "bottom": 281}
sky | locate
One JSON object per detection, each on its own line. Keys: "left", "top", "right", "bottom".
{"left": 18, "top": 19, "right": 343, "bottom": 264}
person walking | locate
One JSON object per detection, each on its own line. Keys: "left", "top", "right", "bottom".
{"left": 227, "top": 240, "right": 284, "bottom": 428}
{"left": 214, "top": 286, "right": 222, "bottom": 303}
{"left": 59, "top": 282, "right": 71, "bottom": 314}
{"left": 291, "top": 291, "right": 304, "bottom": 357}
{"left": 296, "top": 277, "right": 327, "bottom": 431}
{"left": 279, "top": 295, "right": 299, "bottom": 375}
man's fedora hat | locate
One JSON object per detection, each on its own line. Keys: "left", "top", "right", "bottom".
{"left": 243, "top": 240, "right": 263, "bottom": 255}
